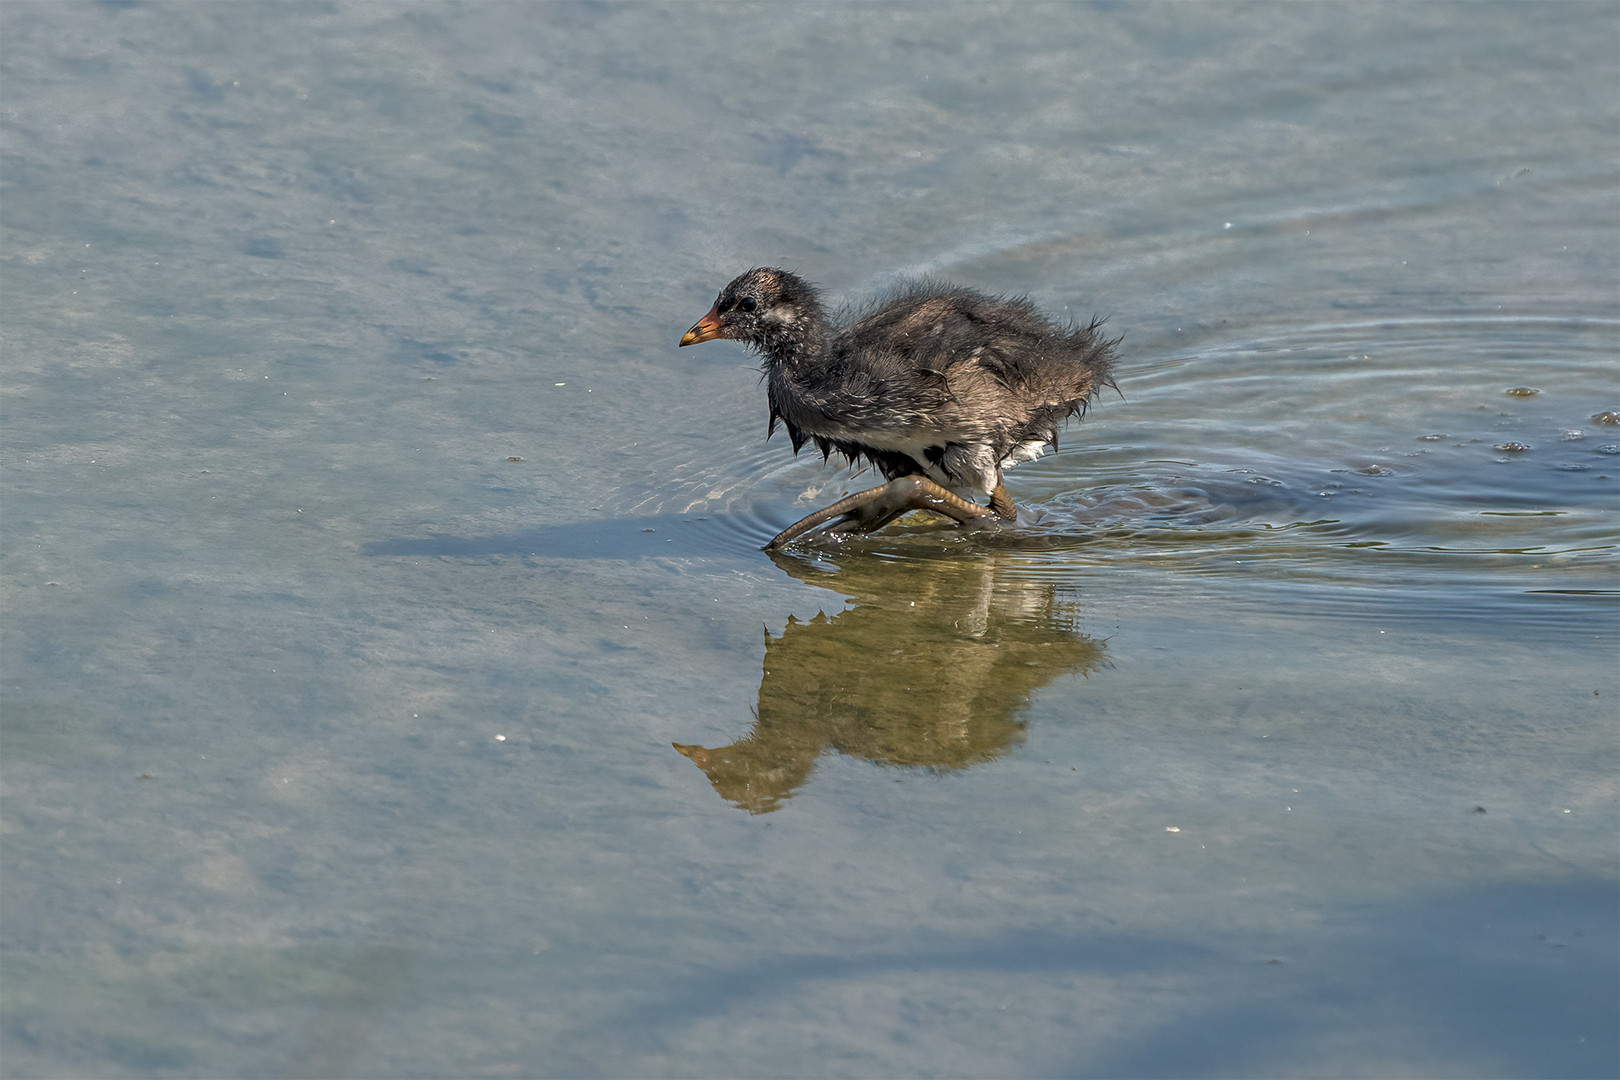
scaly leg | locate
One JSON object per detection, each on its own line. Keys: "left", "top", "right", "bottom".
{"left": 765, "top": 475, "right": 995, "bottom": 550}
{"left": 989, "top": 483, "right": 1017, "bottom": 521}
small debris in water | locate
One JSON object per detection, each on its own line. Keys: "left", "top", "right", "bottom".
{"left": 1590, "top": 410, "right": 1620, "bottom": 426}
{"left": 1503, "top": 386, "right": 1540, "bottom": 397}
{"left": 1493, "top": 442, "right": 1532, "bottom": 453}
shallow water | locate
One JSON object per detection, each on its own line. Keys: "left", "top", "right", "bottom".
{"left": 3, "top": 3, "right": 1616, "bottom": 1077}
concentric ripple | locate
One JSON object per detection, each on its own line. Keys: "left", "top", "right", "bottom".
{"left": 625, "top": 313, "right": 1617, "bottom": 632}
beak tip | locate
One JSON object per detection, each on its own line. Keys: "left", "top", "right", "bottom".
{"left": 680, "top": 307, "right": 725, "bottom": 347}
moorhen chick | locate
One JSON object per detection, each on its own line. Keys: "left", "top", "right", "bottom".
{"left": 680, "top": 268, "right": 1117, "bottom": 549}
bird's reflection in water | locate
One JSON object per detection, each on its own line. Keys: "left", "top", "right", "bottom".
{"left": 675, "top": 548, "right": 1106, "bottom": 813}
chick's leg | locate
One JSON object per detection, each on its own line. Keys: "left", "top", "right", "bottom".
{"left": 765, "top": 475, "right": 995, "bottom": 550}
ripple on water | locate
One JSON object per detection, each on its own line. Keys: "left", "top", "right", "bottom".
{"left": 626, "top": 313, "right": 1615, "bottom": 634}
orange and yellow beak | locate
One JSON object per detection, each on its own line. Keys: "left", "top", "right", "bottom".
{"left": 679, "top": 305, "right": 726, "bottom": 347}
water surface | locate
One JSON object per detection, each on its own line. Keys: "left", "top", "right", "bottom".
{"left": 3, "top": 3, "right": 1616, "bottom": 1077}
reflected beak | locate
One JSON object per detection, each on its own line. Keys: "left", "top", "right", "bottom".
{"left": 680, "top": 305, "right": 726, "bottom": 347}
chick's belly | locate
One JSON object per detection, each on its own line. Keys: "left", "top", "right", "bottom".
{"left": 833, "top": 424, "right": 997, "bottom": 496}
{"left": 824, "top": 423, "right": 943, "bottom": 464}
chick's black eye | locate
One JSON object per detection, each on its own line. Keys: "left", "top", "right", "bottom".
{"left": 739, "top": 297, "right": 758, "bottom": 313}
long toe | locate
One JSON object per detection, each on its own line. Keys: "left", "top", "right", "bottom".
{"left": 765, "top": 483, "right": 902, "bottom": 549}
{"left": 764, "top": 476, "right": 999, "bottom": 549}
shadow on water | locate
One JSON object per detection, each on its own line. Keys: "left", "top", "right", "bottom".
{"left": 1077, "top": 877, "right": 1620, "bottom": 1080}
{"left": 360, "top": 514, "right": 745, "bottom": 561}
{"left": 673, "top": 549, "right": 1107, "bottom": 814}
{"left": 592, "top": 877, "right": 1616, "bottom": 1078}
{"left": 352, "top": 470, "right": 1343, "bottom": 565}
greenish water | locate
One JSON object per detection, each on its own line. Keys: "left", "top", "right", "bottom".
{"left": 3, "top": 2, "right": 1615, "bottom": 1076}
